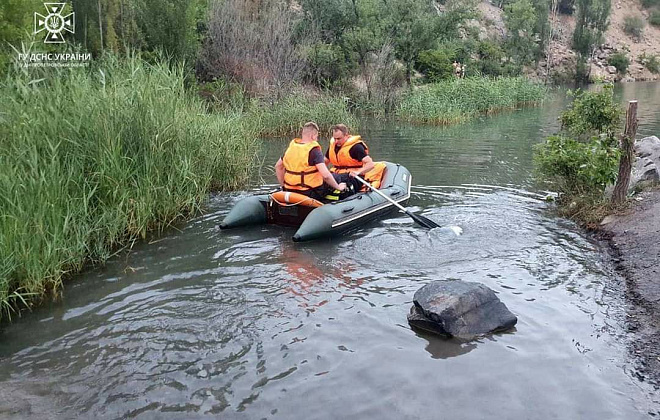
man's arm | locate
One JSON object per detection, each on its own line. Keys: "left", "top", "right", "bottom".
{"left": 316, "top": 163, "right": 346, "bottom": 191}
{"left": 354, "top": 155, "right": 374, "bottom": 177}
{"left": 275, "top": 158, "right": 285, "bottom": 186}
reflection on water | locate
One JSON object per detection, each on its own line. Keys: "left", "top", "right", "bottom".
{"left": 1, "top": 83, "right": 660, "bottom": 419}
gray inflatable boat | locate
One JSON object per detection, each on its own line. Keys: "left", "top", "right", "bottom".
{"left": 220, "top": 162, "right": 412, "bottom": 242}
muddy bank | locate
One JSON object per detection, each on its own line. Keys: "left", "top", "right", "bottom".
{"left": 600, "top": 187, "right": 660, "bottom": 390}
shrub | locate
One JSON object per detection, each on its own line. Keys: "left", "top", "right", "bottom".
{"left": 649, "top": 10, "right": 660, "bottom": 27}
{"left": 623, "top": 15, "right": 645, "bottom": 41}
{"left": 641, "top": 0, "right": 660, "bottom": 8}
{"left": 305, "top": 42, "right": 349, "bottom": 89}
{"left": 535, "top": 85, "right": 622, "bottom": 191}
{"left": 417, "top": 48, "right": 455, "bottom": 82}
{"left": 535, "top": 135, "right": 621, "bottom": 192}
{"left": 638, "top": 52, "right": 660, "bottom": 74}
{"left": 557, "top": 0, "right": 575, "bottom": 14}
{"left": 607, "top": 52, "right": 630, "bottom": 75}
{"left": 475, "top": 41, "right": 519, "bottom": 76}
{"left": 560, "top": 85, "right": 622, "bottom": 141}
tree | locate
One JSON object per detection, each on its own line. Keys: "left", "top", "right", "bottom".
{"left": 386, "top": 0, "right": 439, "bottom": 86}
{"left": 572, "top": 0, "right": 610, "bottom": 83}
{"left": 504, "top": 0, "right": 539, "bottom": 65}
{"left": 0, "top": 0, "right": 42, "bottom": 73}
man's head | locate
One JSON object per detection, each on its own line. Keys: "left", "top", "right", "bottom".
{"left": 331, "top": 124, "right": 350, "bottom": 145}
{"left": 302, "top": 121, "right": 319, "bottom": 141}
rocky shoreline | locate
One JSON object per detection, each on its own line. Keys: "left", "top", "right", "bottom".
{"left": 599, "top": 188, "right": 660, "bottom": 391}
{"left": 599, "top": 136, "right": 660, "bottom": 390}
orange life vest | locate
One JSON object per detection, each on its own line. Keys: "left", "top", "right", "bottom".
{"left": 328, "top": 135, "right": 386, "bottom": 189}
{"left": 282, "top": 139, "right": 324, "bottom": 191}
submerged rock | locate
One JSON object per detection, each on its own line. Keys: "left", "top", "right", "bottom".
{"left": 408, "top": 280, "right": 517, "bottom": 339}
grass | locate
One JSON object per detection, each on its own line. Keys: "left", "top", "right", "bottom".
{"left": 0, "top": 52, "right": 258, "bottom": 321}
{"left": 651, "top": 10, "right": 660, "bottom": 27}
{"left": 395, "top": 77, "right": 547, "bottom": 125}
{"left": 249, "top": 90, "right": 358, "bottom": 137}
{"left": 623, "top": 15, "right": 645, "bottom": 41}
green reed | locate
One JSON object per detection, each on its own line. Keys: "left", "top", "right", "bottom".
{"left": 250, "top": 90, "right": 358, "bottom": 137}
{"left": 0, "top": 53, "right": 258, "bottom": 320}
{"left": 396, "top": 77, "right": 548, "bottom": 125}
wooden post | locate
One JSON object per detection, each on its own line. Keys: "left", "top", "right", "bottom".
{"left": 612, "top": 100, "right": 639, "bottom": 204}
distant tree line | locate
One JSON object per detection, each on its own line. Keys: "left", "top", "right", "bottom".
{"left": 0, "top": 0, "right": 615, "bottom": 86}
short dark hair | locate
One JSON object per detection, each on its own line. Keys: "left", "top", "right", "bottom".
{"left": 331, "top": 124, "right": 349, "bottom": 135}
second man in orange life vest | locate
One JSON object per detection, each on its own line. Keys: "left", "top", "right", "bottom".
{"left": 275, "top": 122, "right": 348, "bottom": 201}
{"left": 325, "top": 124, "right": 386, "bottom": 192}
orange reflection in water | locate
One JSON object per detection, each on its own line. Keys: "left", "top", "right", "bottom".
{"left": 279, "top": 243, "right": 362, "bottom": 312}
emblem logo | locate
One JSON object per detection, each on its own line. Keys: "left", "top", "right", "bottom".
{"left": 34, "top": 3, "right": 75, "bottom": 44}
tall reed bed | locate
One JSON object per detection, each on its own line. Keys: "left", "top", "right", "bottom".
{"left": 396, "top": 77, "right": 547, "bottom": 125}
{"left": 0, "top": 54, "right": 257, "bottom": 319}
{"left": 250, "top": 90, "right": 358, "bottom": 137}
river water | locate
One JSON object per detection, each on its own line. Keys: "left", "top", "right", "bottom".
{"left": 1, "top": 83, "right": 660, "bottom": 419}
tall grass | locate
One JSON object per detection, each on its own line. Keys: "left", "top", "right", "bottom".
{"left": 396, "top": 77, "right": 547, "bottom": 125}
{"left": 0, "top": 53, "right": 258, "bottom": 320}
{"left": 250, "top": 90, "right": 358, "bottom": 136}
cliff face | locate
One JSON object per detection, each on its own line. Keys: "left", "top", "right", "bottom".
{"left": 477, "top": 0, "right": 660, "bottom": 82}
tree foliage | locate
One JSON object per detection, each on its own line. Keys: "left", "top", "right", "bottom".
{"left": 536, "top": 85, "right": 623, "bottom": 194}
{"left": 504, "top": 0, "right": 538, "bottom": 65}
{"left": 70, "top": 0, "right": 206, "bottom": 61}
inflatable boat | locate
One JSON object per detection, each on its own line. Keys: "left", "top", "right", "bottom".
{"left": 220, "top": 162, "right": 411, "bottom": 241}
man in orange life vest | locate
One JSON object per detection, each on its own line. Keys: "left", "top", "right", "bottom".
{"left": 275, "top": 122, "right": 348, "bottom": 201}
{"left": 325, "top": 124, "right": 386, "bottom": 192}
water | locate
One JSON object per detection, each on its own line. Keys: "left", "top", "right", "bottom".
{"left": 2, "top": 83, "right": 660, "bottom": 419}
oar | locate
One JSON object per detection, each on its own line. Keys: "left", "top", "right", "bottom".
{"left": 353, "top": 175, "right": 441, "bottom": 229}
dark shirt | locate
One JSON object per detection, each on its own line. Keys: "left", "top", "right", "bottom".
{"left": 325, "top": 143, "right": 368, "bottom": 162}
{"left": 308, "top": 146, "right": 324, "bottom": 166}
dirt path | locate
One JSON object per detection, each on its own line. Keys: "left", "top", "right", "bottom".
{"left": 600, "top": 187, "right": 660, "bottom": 390}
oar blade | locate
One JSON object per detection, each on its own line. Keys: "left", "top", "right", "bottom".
{"left": 408, "top": 212, "right": 441, "bottom": 229}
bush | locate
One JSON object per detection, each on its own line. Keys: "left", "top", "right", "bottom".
{"left": 560, "top": 85, "right": 622, "bottom": 141}
{"left": 534, "top": 85, "right": 623, "bottom": 223}
{"left": 638, "top": 52, "right": 660, "bottom": 74}
{"left": 607, "top": 52, "right": 630, "bottom": 75}
{"left": 649, "top": 10, "right": 660, "bottom": 27}
{"left": 475, "top": 41, "right": 520, "bottom": 76}
{"left": 641, "top": 0, "right": 660, "bottom": 7}
{"left": 623, "top": 15, "right": 645, "bottom": 41}
{"left": 557, "top": 0, "right": 575, "bottom": 14}
{"left": 535, "top": 135, "right": 620, "bottom": 192}
{"left": 417, "top": 49, "right": 455, "bottom": 82}
{"left": 305, "top": 43, "right": 349, "bottom": 89}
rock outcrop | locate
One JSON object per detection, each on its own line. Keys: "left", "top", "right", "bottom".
{"left": 408, "top": 280, "right": 517, "bottom": 339}
{"left": 630, "top": 136, "right": 660, "bottom": 191}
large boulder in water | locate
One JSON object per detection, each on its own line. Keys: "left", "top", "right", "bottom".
{"left": 408, "top": 280, "right": 517, "bottom": 339}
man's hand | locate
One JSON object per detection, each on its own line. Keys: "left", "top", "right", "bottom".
{"left": 338, "top": 182, "right": 347, "bottom": 192}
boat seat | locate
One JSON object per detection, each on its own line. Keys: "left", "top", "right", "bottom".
{"left": 270, "top": 191, "right": 324, "bottom": 208}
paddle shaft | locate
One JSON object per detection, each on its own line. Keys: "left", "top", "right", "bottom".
{"left": 353, "top": 175, "right": 412, "bottom": 216}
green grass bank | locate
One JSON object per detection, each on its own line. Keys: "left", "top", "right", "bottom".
{"left": 0, "top": 55, "right": 261, "bottom": 320}
{"left": 396, "top": 77, "right": 548, "bottom": 125}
